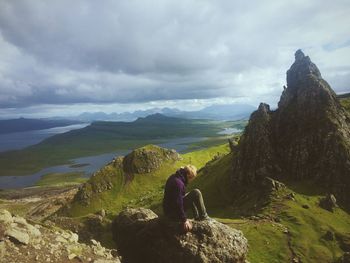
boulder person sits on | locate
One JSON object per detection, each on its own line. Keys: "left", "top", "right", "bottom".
{"left": 163, "top": 165, "right": 209, "bottom": 233}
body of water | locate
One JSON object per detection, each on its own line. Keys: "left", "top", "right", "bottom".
{"left": 0, "top": 123, "right": 90, "bottom": 152}
{"left": 0, "top": 136, "right": 206, "bottom": 189}
{"left": 217, "top": 127, "right": 242, "bottom": 135}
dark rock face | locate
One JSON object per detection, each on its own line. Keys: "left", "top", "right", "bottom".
{"left": 112, "top": 208, "right": 248, "bottom": 263}
{"left": 262, "top": 177, "right": 285, "bottom": 193}
{"left": 231, "top": 50, "right": 350, "bottom": 207}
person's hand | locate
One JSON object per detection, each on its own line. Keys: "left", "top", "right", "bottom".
{"left": 183, "top": 220, "right": 193, "bottom": 232}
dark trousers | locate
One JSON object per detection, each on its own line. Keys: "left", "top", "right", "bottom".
{"left": 184, "top": 189, "right": 208, "bottom": 219}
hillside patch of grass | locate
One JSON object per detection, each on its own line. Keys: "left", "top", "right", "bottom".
{"left": 35, "top": 172, "right": 87, "bottom": 187}
{"left": 340, "top": 96, "right": 350, "bottom": 113}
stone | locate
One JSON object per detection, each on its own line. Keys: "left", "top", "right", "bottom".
{"left": 13, "top": 216, "right": 28, "bottom": 225}
{"left": 0, "top": 209, "right": 13, "bottom": 224}
{"left": 68, "top": 253, "right": 77, "bottom": 260}
{"left": 0, "top": 241, "right": 6, "bottom": 258}
{"left": 112, "top": 208, "right": 248, "bottom": 263}
{"left": 56, "top": 236, "right": 68, "bottom": 243}
{"left": 5, "top": 227, "right": 30, "bottom": 245}
{"left": 302, "top": 204, "right": 309, "bottom": 209}
{"left": 262, "top": 177, "right": 285, "bottom": 192}
{"left": 319, "top": 194, "right": 338, "bottom": 212}
{"left": 26, "top": 224, "right": 41, "bottom": 238}
{"left": 69, "top": 232, "right": 79, "bottom": 243}
{"left": 97, "top": 209, "right": 106, "bottom": 217}
{"left": 286, "top": 193, "right": 295, "bottom": 200}
{"left": 323, "top": 230, "right": 334, "bottom": 241}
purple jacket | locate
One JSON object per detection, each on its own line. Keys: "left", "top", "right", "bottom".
{"left": 163, "top": 169, "right": 188, "bottom": 222}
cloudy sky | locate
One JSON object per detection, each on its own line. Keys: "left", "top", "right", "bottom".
{"left": 0, "top": 0, "right": 349, "bottom": 118}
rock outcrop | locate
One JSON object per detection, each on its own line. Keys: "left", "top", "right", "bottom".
{"left": 123, "top": 145, "right": 180, "bottom": 174}
{"left": 231, "top": 50, "right": 350, "bottom": 207}
{"left": 0, "top": 209, "right": 121, "bottom": 263}
{"left": 112, "top": 208, "right": 248, "bottom": 263}
{"left": 73, "top": 145, "right": 180, "bottom": 205}
{"left": 319, "top": 194, "right": 338, "bottom": 212}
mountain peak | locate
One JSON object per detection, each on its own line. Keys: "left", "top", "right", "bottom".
{"left": 231, "top": 51, "right": 350, "bottom": 208}
{"left": 294, "top": 49, "right": 305, "bottom": 61}
{"left": 286, "top": 50, "right": 322, "bottom": 89}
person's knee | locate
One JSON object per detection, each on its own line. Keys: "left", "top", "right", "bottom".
{"left": 192, "top": 188, "right": 202, "bottom": 198}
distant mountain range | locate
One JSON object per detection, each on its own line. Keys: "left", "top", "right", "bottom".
{"left": 73, "top": 104, "right": 257, "bottom": 122}
{"left": 0, "top": 118, "right": 81, "bottom": 134}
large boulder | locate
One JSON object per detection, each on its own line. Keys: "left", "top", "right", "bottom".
{"left": 112, "top": 208, "right": 248, "bottom": 263}
{"left": 0, "top": 209, "right": 41, "bottom": 245}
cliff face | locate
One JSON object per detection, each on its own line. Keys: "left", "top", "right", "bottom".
{"left": 232, "top": 50, "right": 350, "bottom": 206}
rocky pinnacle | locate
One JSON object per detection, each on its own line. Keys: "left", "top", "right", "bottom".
{"left": 231, "top": 50, "right": 350, "bottom": 208}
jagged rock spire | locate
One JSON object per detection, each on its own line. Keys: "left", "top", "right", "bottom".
{"left": 286, "top": 49, "right": 322, "bottom": 90}
{"left": 294, "top": 49, "right": 305, "bottom": 61}
{"left": 231, "top": 50, "right": 350, "bottom": 208}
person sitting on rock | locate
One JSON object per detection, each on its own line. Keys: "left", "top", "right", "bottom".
{"left": 163, "top": 164, "right": 209, "bottom": 233}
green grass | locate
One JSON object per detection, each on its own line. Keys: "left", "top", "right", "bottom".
{"left": 276, "top": 188, "right": 350, "bottom": 262}
{"left": 35, "top": 172, "right": 87, "bottom": 187}
{"left": 183, "top": 135, "right": 238, "bottom": 152}
{"left": 340, "top": 96, "right": 350, "bottom": 113}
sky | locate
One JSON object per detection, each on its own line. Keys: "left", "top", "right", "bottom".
{"left": 0, "top": 0, "right": 349, "bottom": 118}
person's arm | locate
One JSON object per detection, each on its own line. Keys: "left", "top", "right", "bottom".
{"left": 175, "top": 181, "right": 187, "bottom": 222}
{"left": 175, "top": 181, "right": 193, "bottom": 232}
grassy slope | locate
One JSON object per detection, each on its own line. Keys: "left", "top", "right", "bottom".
{"left": 190, "top": 152, "right": 350, "bottom": 263}
{"left": 35, "top": 172, "right": 88, "bottom": 187}
{"left": 340, "top": 96, "right": 350, "bottom": 113}
{"left": 65, "top": 143, "right": 230, "bottom": 217}
{"left": 0, "top": 116, "right": 242, "bottom": 176}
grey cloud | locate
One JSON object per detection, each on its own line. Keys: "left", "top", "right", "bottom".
{"left": 0, "top": 0, "right": 349, "bottom": 109}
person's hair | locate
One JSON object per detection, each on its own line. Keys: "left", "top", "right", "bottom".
{"left": 183, "top": 165, "right": 197, "bottom": 178}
